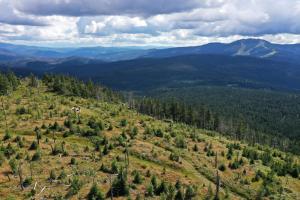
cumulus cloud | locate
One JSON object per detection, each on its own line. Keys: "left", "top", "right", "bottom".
{"left": 0, "top": 0, "right": 300, "bottom": 46}
{"left": 78, "top": 16, "right": 152, "bottom": 36}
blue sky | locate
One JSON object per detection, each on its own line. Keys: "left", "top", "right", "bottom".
{"left": 1, "top": 0, "right": 300, "bottom": 47}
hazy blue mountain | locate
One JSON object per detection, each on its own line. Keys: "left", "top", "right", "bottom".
{"left": 0, "top": 42, "right": 150, "bottom": 62}
{"left": 1, "top": 39, "right": 300, "bottom": 63}
{"left": 144, "top": 39, "right": 300, "bottom": 64}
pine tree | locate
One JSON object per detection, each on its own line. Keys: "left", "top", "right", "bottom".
{"left": 107, "top": 168, "right": 129, "bottom": 197}
{"left": 146, "top": 184, "right": 154, "bottom": 197}
{"left": 205, "top": 185, "right": 213, "bottom": 200}
{"left": 175, "top": 189, "right": 184, "bottom": 200}
{"left": 133, "top": 171, "right": 142, "bottom": 184}
{"left": 184, "top": 186, "right": 196, "bottom": 200}
{"left": 87, "top": 183, "right": 104, "bottom": 200}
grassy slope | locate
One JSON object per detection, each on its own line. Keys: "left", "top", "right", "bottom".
{"left": 0, "top": 80, "right": 299, "bottom": 200}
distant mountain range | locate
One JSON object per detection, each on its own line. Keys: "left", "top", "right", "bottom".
{"left": 0, "top": 42, "right": 148, "bottom": 62}
{"left": 1, "top": 39, "right": 300, "bottom": 63}
{"left": 1, "top": 39, "right": 300, "bottom": 92}
{"left": 144, "top": 39, "right": 300, "bottom": 64}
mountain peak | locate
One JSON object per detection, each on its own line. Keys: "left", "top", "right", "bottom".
{"left": 231, "top": 38, "right": 271, "bottom": 45}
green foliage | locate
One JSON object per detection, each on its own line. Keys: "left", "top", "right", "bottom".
{"left": 193, "top": 144, "right": 199, "bottom": 152}
{"left": 23, "top": 177, "right": 33, "bottom": 187}
{"left": 0, "top": 71, "right": 19, "bottom": 95}
{"left": 87, "top": 184, "right": 104, "bottom": 200}
{"left": 28, "top": 74, "right": 39, "bottom": 88}
{"left": 129, "top": 126, "right": 138, "bottom": 139}
{"left": 111, "top": 160, "right": 118, "bottom": 174}
{"left": 184, "top": 186, "right": 196, "bottom": 200}
{"left": 29, "top": 141, "right": 38, "bottom": 150}
{"left": 155, "top": 180, "right": 168, "bottom": 195}
{"left": 70, "top": 157, "right": 76, "bottom": 165}
{"left": 169, "top": 153, "right": 180, "bottom": 162}
{"left": 58, "top": 170, "right": 67, "bottom": 180}
{"left": 151, "top": 175, "right": 158, "bottom": 191}
{"left": 88, "top": 118, "right": 104, "bottom": 131}
{"left": 133, "top": 171, "right": 143, "bottom": 184}
{"left": 175, "top": 136, "right": 187, "bottom": 149}
{"left": 205, "top": 185, "right": 213, "bottom": 200}
{"left": 9, "top": 158, "right": 17, "bottom": 174}
{"left": 218, "top": 163, "right": 226, "bottom": 171}
{"left": 31, "top": 150, "right": 41, "bottom": 161}
{"left": 107, "top": 168, "right": 129, "bottom": 197}
{"left": 67, "top": 176, "right": 83, "bottom": 197}
{"left": 42, "top": 74, "right": 122, "bottom": 102}
{"left": 3, "top": 143, "right": 16, "bottom": 159}
{"left": 16, "top": 106, "right": 29, "bottom": 115}
{"left": 146, "top": 184, "right": 154, "bottom": 197}
{"left": 175, "top": 189, "right": 184, "bottom": 200}
{"left": 120, "top": 119, "right": 128, "bottom": 127}
{"left": 154, "top": 86, "right": 300, "bottom": 154}
{"left": 135, "top": 98, "right": 219, "bottom": 132}
{"left": 0, "top": 152, "right": 5, "bottom": 167}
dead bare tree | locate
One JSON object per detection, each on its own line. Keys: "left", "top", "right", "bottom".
{"left": 124, "top": 140, "right": 130, "bottom": 175}
{"left": 18, "top": 162, "right": 24, "bottom": 190}
{"left": 214, "top": 153, "right": 220, "bottom": 200}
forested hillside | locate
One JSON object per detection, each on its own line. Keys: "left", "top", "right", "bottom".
{"left": 149, "top": 86, "right": 300, "bottom": 154}
{"left": 2, "top": 51, "right": 300, "bottom": 154}
{"left": 0, "top": 73, "right": 299, "bottom": 199}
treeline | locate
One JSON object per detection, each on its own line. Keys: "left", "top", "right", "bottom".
{"left": 42, "top": 74, "right": 123, "bottom": 103}
{"left": 0, "top": 71, "right": 19, "bottom": 95}
{"left": 152, "top": 87, "right": 300, "bottom": 154}
{"left": 41, "top": 74, "right": 220, "bottom": 131}
{"left": 35, "top": 74, "right": 300, "bottom": 154}
{"left": 131, "top": 98, "right": 219, "bottom": 131}
{"left": 1, "top": 72, "right": 299, "bottom": 154}
{"left": 129, "top": 97, "right": 300, "bottom": 154}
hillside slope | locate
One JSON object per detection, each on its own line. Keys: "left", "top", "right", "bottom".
{"left": 3, "top": 54, "right": 300, "bottom": 91}
{"left": 0, "top": 77, "right": 299, "bottom": 199}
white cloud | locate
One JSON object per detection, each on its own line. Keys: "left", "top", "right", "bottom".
{"left": 79, "top": 16, "right": 148, "bottom": 36}
{"left": 0, "top": 0, "right": 300, "bottom": 46}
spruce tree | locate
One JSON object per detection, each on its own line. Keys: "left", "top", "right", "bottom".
{"left": 87, "top": 184, "right": 104, "bottom": 200}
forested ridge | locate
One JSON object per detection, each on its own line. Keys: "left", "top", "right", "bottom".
{"left": 1, "top": 72, "right": 299, "bottom": 154}
{"left": 0, "top": 72, "right": 300, "bottom": 199}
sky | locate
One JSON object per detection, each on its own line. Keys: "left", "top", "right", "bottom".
{"left": 1, "top": 0, "right": 300, "bottom": 47}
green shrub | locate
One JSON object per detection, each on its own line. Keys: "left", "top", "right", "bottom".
{"left": 218, "top": 163, "right": 226, "bottom": 171}
{"left": 87, "top": 184, "right": 104, "bottom": 200}
{"left": 70, "top": 157, "right": 76, "bottom": 165}
{"left": 58, "top": 170, "right": 67, "bottom": 180}
{"left": 23, "top": 177, "right": 33, "bottom": 187}
{"left": 175, "top": 136, "right": 187, "bottom": 149}
{"left": 146, "top": 184, "right": 154, "bottom": 197}
{"left": 67, "top": 176, "right": 83, "bottom": 197}
{"left": 120, "top": 119, "right": 128, "bottom": 127}
{"left": 3, "top": 131, "right": 12, "bottom": 141}
{"left": 133, "top": 171, "right": 142, "bottom": 184}
{"left": 9, "top": 158, "right": 18, "bottom": 174}
{"left": 29, "top": 141, "right": 38, "bottom": 150}
{"left": 31, "top": 151, "right": 42, "bottom": 161}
